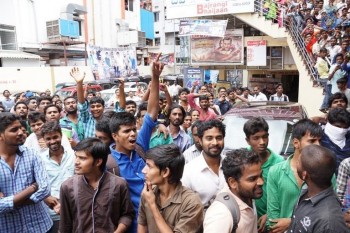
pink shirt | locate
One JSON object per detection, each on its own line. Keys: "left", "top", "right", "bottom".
{"left": 187, "top": 93, "right": 217, "bottom": 121}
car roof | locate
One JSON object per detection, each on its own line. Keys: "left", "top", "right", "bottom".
{"left": 224, "top": 101, "right": 307, "bottom": 121}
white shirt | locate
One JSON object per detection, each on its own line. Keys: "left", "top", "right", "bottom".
{"left": 269, "top": 93, "right": 289, "bottom": 102}
{"left": 181, "top": 153, "right": 227, "bottom": 206}
{"left": 328, "top": 45, "right": 342, "bottom": 62}
{"left": 204, "top": 186, "right": 258, "bottom": 233}
{"left": 183, "top": 144, "right": 202, "bottom": 164}
{"left": 251, "top": 92, "right": 268, "bottom": 101}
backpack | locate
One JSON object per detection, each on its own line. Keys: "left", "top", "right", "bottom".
{"left": 214, "top": 192, "right": 241, "bottom": 233}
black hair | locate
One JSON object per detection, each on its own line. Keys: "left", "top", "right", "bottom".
{"left": 328, "top": 92, "right": 348, "bottom": 108}
{"left": 168, "top": 104, "right": 186, "bottom": 125}
{"left": 43, "top": 104, "right": 61, "bottom": 115}
{"left": 335, "top": 53, "right": 344, "bottom": 60}
{"left": 38, "top": 96, "right": 52, "bottom": 105}
{"left": 19, "top": 120, "right": 28, "bottom": 129}
{"left": 275, "top": 83, "right": 283, "bottom": 89}
{"left": 199, "top": 95, "right": 209, "bottom": 101}
{"left": 28, "top": 111, "right": 46, "bottom": 124}
{"left": 26, "top": 96, "right": 38, "bottom": 105}
{"left": 125, "top": 100, "right": 137, "bottom": 107}
{"left": 41, "top": 121, "right": 62, "bottom": 138}
{"left": 301, "top": 145, "right": 336, "bottom": 188}
{"left": 218, "top": 87, "right": 226, "bottom": 93}
{"left": 0, "top": 113, "right": 19, "bottom": 133}
{"left": 337, "top": 77, "right": 348, "bottom": 84}
{"left": 328, "top": 108, "right": 350, "bottom": 127}
{"left": 227, "top": 88, "right": 236, "bottom": 94}
{"left": 14, "top": 101, "right": 28, "bottom": 110}
{"left": 178, "top": 87, "right": 190, "bottom": 96}
{"left": 191, "top": 120, "right": 202, "bottom": 132}
{"left": 103, "top": 110, "right": 118, "bottom": 119}
{"left": 74, "top": 138, "right": 110, "bottom": 172}
{"left": 109, "top": 112, "right": 136, "bottom": 134}
{"left": 63, "top": 96, "right": 77, "bottom": 103}
{"left": 319, "top": 47, "right": 328, "bottom": 53}
{"left": 243, "top": 117, "right": 269, "bottom": 138}
{"left": 96, "top": 117, "right": 113, "bottom": 141}
{"left": 2, "top": 90, "right": 9, "bottom": 95}
{"left": 90, "top": 97, "right": 105, "bottom": 106}
{"left": 292, "top": 119, "right": 323, "bottom": 140}
{"left": 197, "top": 119, "right": 226, "bottom": 138}
{"left": 145, "top": 144, "right": 185, "bottom": 184}
{"left": 222, "top": 148, "right": 260, "bottom": 182}
{"left": 136, "top": 102, "right": 148, "bottom": 118}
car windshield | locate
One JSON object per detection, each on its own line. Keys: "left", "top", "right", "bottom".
{"left": 223, "top": 116, "right": 293, "bottom": 157}
{"left": 56, "top": 91, "right": 72, "bottom": 100}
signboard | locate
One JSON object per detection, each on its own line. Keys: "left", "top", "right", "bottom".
{"left": 165, "top": 0, "right": 254, "bottom": 19}
{"left": 183, "top": 67, "right": 204, "bottom": 89}
{"left": 191, "top": 29, "right": 244, "bottom": 65}
{"left": 179, "top": 19, "right": 227, "bottom": 37}
{"left": 149, "top": 52, "right": 175, "bottom": 66}
{"left": 247, "top": 40, "right": 267, "bottom": 66}
{"left": 87, "top": 45, "right": 138, "bottom": 79}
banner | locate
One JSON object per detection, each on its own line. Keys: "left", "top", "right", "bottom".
{"left": 165, "top": 0, "right": 254, "bottom": 19}
{"left": 179, "top": 19, "right": 227, "bottom": 37}
{"left": 148, "top": 52, "right": 175, "bottom": 66}
{"left": 183, "top": 68, "right": 204, "bottom": 89}
{"left": 190, "top": 29, "right": 244, "bottom": 65}
{"left": 247, "top": 40, "right": 267, "bottom": 66}
{"left": 87, "top": 45, "right": 138, "bottom": 80}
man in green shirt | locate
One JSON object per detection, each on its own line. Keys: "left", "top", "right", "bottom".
{"left": 266, "top": 119, "right": 323, "bottom": 233}
{"left": 244, "top": 117, "right": 284, "bottom": 232}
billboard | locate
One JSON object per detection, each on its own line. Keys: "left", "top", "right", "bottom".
{"left": 190, "top": 29, "right": 244, "bottom": 65}
{"left": 183, "top": 68, "right": 204, "bottom": 89}
{"left": 87, "top": 45, "right": 138, "bottom": 80}
{"left": 165, "top": 0, "right": 254, "bottom": 19}
{"left": 149, "top": 52, "right": 175, "bottom": 66}
{"left": 179, "top": 19, "right": 227, "bottom": 37}
{"left": 247, "top": 40, "right": 267, "bottom": 66}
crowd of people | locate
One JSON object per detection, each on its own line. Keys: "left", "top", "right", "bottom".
{"left": 0, "top": 52, "right": 350, "bottom": 233}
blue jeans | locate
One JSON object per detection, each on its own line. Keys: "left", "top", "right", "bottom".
{"left": 320, "top": 82, "right": 332, "bottom": 110}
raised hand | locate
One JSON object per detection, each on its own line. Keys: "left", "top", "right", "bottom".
{"left": 152, "top": 53, "right": 165, "bottom": 78}
{"left": 70, "top": 67, "right": 86, "bottom": 83}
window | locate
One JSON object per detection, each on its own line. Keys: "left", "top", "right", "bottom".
{"left": 154, "top": 12, "right": 160, "bottom": 22}
{"left": 0, "top": 24, "right": 17, "bottom": 50}
{"left": 125, "top": 0, "right": 134, "bottom": 11}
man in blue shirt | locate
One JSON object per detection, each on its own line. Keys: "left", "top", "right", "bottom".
{"left": 109, "top": 54, "right": 164, "bottom": 232}
{"left": 0, "top": 112, "right": 52, "bottom": 233}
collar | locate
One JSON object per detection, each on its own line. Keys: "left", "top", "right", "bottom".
{"left": 82, "top": 171, "right": 106, "bottom": 190}
{"left": 223, "top": 186, "right": 255, "bottom": 212}
{"left": 155, "top": 183, "right": 184, "bottom": 209}
{"left": 17, "top": 146, "right": 25, "bottom": 157}
{"left": 300, "top": 186, "right": 334, "bottom": 206}
{"left": 281, "top": 154, "right": 294, "bottom": 171}
{"left": 110, "top": 143, "right": 134, "bottom": 160}
{"left": 167, "top": 126, "right": 186, "bottom": 140}
{"left": 190, "top": 144, "right": 200, "bottom": 153}
{"left": 197, "top": 152, "right": 223, "bottom": 172}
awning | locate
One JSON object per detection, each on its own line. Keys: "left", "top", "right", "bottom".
{"left": 0, "top": 50, "right": 41, "bottom": 59}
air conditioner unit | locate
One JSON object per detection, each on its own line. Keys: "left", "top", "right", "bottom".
{"left": 46, "top": 19, "right": 80, "bottom": 42}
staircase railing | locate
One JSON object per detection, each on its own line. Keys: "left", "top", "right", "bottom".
{"left": 252, "top": 0, "right": 318, "bottom": 82}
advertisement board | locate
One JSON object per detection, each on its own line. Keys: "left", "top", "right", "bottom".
{"left": 183, "top": 67, "right": 204, "bottom": 89}
{"left": 179, "top": 19, "right": 227, "bottom": 37}
{"left": 247, "top": 40, "right": 267, "bottom": 66}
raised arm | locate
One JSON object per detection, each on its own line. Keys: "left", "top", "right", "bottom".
{"left": 147, "top": 54, "right": 164, "bottom": 120}
{"left": 161, "top": 83, "right": 172, "bottom": 114}
{"left": 118, "top": 79, "right": 126, "bottom": 110}
{"left": 70, "top": 67, "right": 86, "bottom": 104}
{"left": 142, "top": 83, "right": 151, "bottom": 102}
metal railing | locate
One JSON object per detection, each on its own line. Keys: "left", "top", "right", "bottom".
{"left": 253, "top": 0, "right": 318, "bottom": 82}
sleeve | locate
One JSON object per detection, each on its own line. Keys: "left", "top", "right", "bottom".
{"left": 203, "top": 201, "right": 233, "bottom": 233}
{"left": 117, "top": 179, "right": 135, "bottom": 228}
{"left": 59, "top": 182, "right": 73, "bottom": 233}
{"left": 266, "top": 166, "right": 281, "bottom": 228}
{"left": 137, "top": 195, "right": 147, "bottom": 226}
{"left": 173, "top": 192, "right": 204, "bottom": 233}
{"left": 29, "top": 152, "right": 51, "bottom": 203}
{"left": 0, "top": 195, "right": 15, "bottom": 214}
{"left": 336, "top": 159, "right": 350, "bottom": 202}
{"left": 77, "top": 101, "right": 90, "bottom": 123}
{"left": 136, "top": 113, "right": 157, "bottom": 152}
{"left": 187, "top": 93, "right": 200, "bottom": 112}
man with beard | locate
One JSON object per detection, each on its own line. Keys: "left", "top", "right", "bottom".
{"left": 204, "top": 148, "right": 263, "bottom": 233}
{"left": 0, "top": 113, "right": 52, "bottom": 233}
{"left": 183, "top": 120, "right": 202, "bottom": 163}
{"left": 109, "top": 54, "right": 164, "bottom": 233}
{"left": 60, "top": 97, "right": 84, "bottom": 141}
{"left": 14, "top": 101, "right": 28, "bottom": 121}
{"left": 70, "top": 67, "right": 105, "bottom": 138}
{"left": 266, "top": 119, "right": 323, "bottom": 233}
{"left": 182, "top": 120, "right": 226, "bottom": 208}
{"left": 287, "top": 145, "right": 348, "bottom": 232}
{"left": 243, "top": 117, "right": 284, "bottom": 232}
{"left": 167, "top": 104, "right": 191, "bottom": 153}
{"left": 40, "top": 121, "right": 75, "bottom": 233}
{"left": 125, "top": 100, "right": 137, "bottom": 115}
{"left": 187, "top": 92, "right": 217, "bottom": 121}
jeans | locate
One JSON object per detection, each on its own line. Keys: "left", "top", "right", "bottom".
{"left": 320, "top": 82, "right": 332, "bottom": 110}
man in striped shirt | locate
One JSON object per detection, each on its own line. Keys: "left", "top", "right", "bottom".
{"left": 0, "top": 112, "right": 52, "bottom": 233}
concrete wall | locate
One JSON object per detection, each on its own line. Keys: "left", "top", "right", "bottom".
{"left": 2, "top": 58, "right": 40, "bottom": 67}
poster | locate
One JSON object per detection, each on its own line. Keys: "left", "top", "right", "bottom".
{"left": 191, "top": 29, "right": 244, "bottom": 65}
{"left": 204, "top": 70, "right": 219, "bottom": 83}
{"left": 87, "top": 45, "right": 138, "bottom": 80}
{"left": 183, "top": 68, "right": 204, "bottom": 89}
{"left": 179, "top": 19, "right": 227, "bottom": 37}
{"left": 165, "top": 0, "right": 254, "bottom": 19}
{"left": 148, "top": 52, "right": 175, "bottom": 66}
{"left": 247, "top": 40, "right": 267, "bottom": 66}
